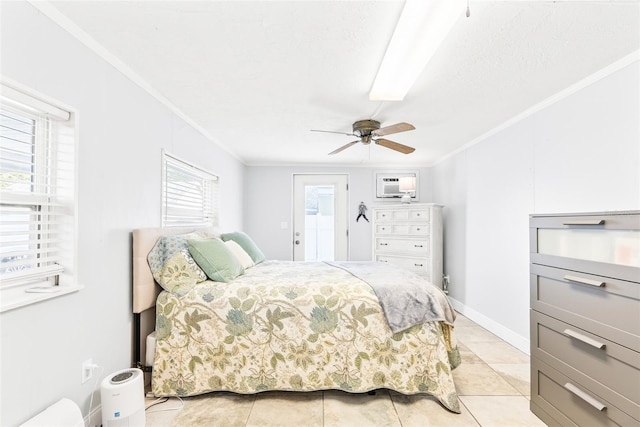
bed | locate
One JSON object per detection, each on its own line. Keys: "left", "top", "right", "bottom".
{"left": 132, "top": 227, "right": 461, "bottom": 413}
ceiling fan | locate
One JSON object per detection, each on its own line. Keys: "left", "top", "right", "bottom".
{"left": 311, "top": 119, "right": 416, "bottom": 155}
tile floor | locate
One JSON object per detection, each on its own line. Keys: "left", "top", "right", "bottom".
{"left": 144, "top": 313, "right": 547, "bottom": 426}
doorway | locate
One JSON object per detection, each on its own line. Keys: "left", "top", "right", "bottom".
{"left": 293, "top": 174, "right": 349, "bottom": 261}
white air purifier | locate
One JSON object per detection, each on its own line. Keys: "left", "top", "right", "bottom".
{"left": 101, "top": 368, "right": 145, "bottom": 427}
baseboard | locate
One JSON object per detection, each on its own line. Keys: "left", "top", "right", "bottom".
{"left": 448, "top": 297, "right": 530, "bottom": 355}
{"left": 84, "top": 404, "right": 101, "bottom": 427}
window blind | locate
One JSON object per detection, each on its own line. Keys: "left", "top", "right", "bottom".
{"left": 162, "top": 152, "right": 219, "bottom": 228}
{"left": 0, "top": 85, "right": 75, "bottom": 289}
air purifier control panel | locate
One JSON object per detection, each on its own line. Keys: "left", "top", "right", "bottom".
{"left": 111, "top": 370, "right": 135, "bottom": 384}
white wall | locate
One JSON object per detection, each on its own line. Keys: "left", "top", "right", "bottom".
{"left": 244, "top": 166, "right": 432, "bottom": 261}
{"left": 0, "top": 2, "right": 245, "bottom": 425}
{"left": 432, "top": 58, "right": 640, "bottom": 352}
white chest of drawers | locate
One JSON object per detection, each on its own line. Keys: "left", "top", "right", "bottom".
{"left": 529, "top": 211, "right": 640, "bottom": 427}
{"left": 372, "top": 204, "right": 444, "bottom": 289}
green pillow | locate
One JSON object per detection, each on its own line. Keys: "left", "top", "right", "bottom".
{"left": 187, "top": 238, "right": 244, "bottom": 282}
{"left": 221, "top": 231, "right": 266, "bottom": 264}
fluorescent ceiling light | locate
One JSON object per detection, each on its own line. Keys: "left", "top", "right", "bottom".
{"left": 369, "top": 0, "right": 465, "bottom": 101}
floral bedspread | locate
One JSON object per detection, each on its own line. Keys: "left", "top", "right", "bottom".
{"left": 153, "top": 260, "right": 461, "bottom": 412}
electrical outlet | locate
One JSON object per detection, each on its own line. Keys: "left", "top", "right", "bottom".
{"left": 82, "top": 358, "right": 94, "bottom": 384}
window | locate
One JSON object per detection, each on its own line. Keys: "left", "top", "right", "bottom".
{"left": 162, "top": 151, "right": 219, "bottom": 228}
{"left": 0, "top": 82, "right": 77, "bottom": 308}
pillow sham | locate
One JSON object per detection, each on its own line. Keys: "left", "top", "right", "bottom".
{"left": 220, "top": 231, "right": 266, "bottom": 264}
{"left": 188, "top": 238, "right": 244, "bottom": 283}
{"left": 224, "top": 240, "right": 254, "bottom": 269}
{"left": 148, "top": 233, "right": 208, "bottom": 295}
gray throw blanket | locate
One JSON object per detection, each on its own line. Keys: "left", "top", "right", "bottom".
{"left": 326, "top": 261, "right": 456, "bottom": 334}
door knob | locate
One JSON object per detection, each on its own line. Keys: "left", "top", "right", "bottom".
{"left": 295, "top": 240, "right": 300, "bottom": 245}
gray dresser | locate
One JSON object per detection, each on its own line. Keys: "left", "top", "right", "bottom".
{"left": 372, "top": 203, "right": 444, "bottom": 289}
{"left": 529, "top": 211, "right": 640, "bottom": 426}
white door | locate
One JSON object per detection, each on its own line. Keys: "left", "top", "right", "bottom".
{"left": 293, "top": 174, "right": 348, "bottom": 261}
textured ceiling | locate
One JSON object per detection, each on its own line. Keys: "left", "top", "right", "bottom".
{"left": 45, "top": 0, "right": 639, "bottom": 166}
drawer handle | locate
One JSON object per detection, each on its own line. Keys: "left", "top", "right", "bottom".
{"left": 564, "top": 383, "right": 607, "bottom": 411}
{"left": 563, "top": 329, "right": 605, "bottom": 350}
{"left": 564, "top": 275, "right": 605, "bottom": 288}
{"left": 380, "top": 243, "right": 388, "bottom": 246}
{"left": 414, "top": 244, "right": 424, "bottom": 248}
{"left": 563, "top": 219, "right": 605, "bottom": 226}
{"left": 414, "top": 263, "right": 424, "bottom": 267}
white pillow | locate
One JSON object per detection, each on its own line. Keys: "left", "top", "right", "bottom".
{"left": 224, "top": 240, "right": 255, "bottom": 269}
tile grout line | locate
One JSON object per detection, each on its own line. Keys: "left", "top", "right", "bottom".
{"left": 322, "top": 391, "right": 325, "bottom": 427}
{"left": 457, "top": 397, "right": 483, "bottom": 427}
{"left": 244, "top": 394, "right": 257, "bottom": 427}
{"left": 386, "top": 390, "right": 405, "bottom": 427}
{"left": 456, "top": 316, "right": 530, "bottom": 397}
{"left": 455, "top": 314, "right": 535, "bottom": 425}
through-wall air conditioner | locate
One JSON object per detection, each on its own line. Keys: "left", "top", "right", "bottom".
{"left": 375, "top": 171, "right": 419, "bottom": 201}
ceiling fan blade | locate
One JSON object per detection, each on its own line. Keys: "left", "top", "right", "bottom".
{"left": 373, "top": 122, "right": 415, "bottom": 137}
{"left": 329, "top": 140, "right": 359, "bottom": 155}
{"left": 375, "top": 138, "right": 415, "bottom": 154}
{"left": 311, "top": 129, "right": 354, "bottom": 136}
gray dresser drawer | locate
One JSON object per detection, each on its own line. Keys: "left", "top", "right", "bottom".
{"left": 531, "top": 264, "right": 640, "bottom": 352}
{"left": 531, "top": 311, "right": 640, "bottom": 419}
{"left": 532, "top": 359, "right": 639, "bottom": 427}
{"left": 530, "top": 212, "right": 640, "bottom": 283}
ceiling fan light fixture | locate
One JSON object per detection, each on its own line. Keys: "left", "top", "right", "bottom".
{"left": 369, "top": 0, "right": 465, "bottom": 101}
{"left": 319, "top": 120, "right": 416, "bottom": 155}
